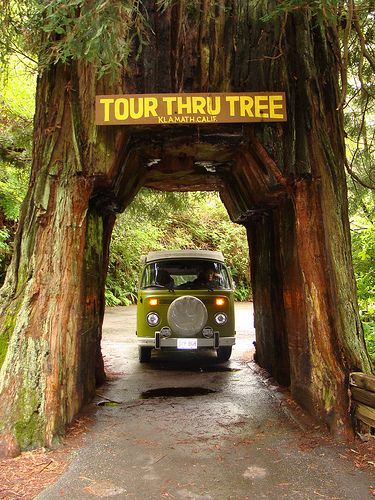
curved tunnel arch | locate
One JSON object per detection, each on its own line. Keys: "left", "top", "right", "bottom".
{"left": 88, "top": 121, "right": 294, "bottom": 388}
{"left": 86, "top": 107, "right": 369, "bottom": 436}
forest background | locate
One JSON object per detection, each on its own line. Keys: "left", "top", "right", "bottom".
{"left": 0, "top": 1, "right": 374, "bottom": 363}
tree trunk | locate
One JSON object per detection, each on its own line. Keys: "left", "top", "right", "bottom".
{"left": 0, "top": 63, "right": 123, "bottom": 456}
{"left": 0, "top": 1, "right": 372, "bottom": 455}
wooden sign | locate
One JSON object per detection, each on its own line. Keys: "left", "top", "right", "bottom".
{"left": 95, "top": 92, "right": 287, "bottom": 125}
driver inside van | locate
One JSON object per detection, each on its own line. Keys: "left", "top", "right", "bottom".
{"left": 192, "top": 265, "right": 221, "bottom": 288}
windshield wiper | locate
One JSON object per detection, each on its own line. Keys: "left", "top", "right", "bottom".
{"left": 142, "top": 284, "right": 166, "bottom": 289}
{"left": 142, "top": 284, "right": 175, "bottom": 291}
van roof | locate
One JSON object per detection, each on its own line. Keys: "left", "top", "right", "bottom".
{"left": 144, "top": 249, "right": 225, "bottom": 263}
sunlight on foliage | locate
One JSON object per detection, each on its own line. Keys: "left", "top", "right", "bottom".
{"left": 0, "top": 162, "right": 28, "bottom": 220}
{"left": 0, "top": 162, "right": 29, "bottom": 283}
{"left": 350, "top": 212, "right": 375, "bottom": 362}
{"left": 0, "top": 54, "right": 35, "bottom": 284}
{"left": 1, "top": 59, "right": 36, "bottom": 119}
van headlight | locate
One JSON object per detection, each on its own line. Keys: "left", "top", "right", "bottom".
{"left": 147, "top": 312, "right": 160, "bottom": 326}
{"left": 214, "top": 313, "right": 227, "bottom": 325}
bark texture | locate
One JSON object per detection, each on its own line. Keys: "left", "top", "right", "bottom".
{"left": 0, "top": 63, "right": 125, "bottom": 455}
{"left": 0, "top": 0, "right": 372, "bottom": 455}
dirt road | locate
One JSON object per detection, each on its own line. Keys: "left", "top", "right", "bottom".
{"left": 39, "top": 303, "right": 374, "bottom": 499}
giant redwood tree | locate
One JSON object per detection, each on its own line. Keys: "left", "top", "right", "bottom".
{"left": 0, "top": 0, "right": 373, "bottom": 456}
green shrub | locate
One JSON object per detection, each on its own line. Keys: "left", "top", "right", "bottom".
{"left": 350, "top": 221, "right": 375, "bottom": 364}
{"left": 105, "top": 190, "right": 251, "bottom": 305}
{"left": 362, "top": 320, "right": 375, "bottom": 364}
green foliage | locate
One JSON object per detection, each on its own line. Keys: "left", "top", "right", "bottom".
{"left": 1, "top": 0, "right": 150, "bottom": 80}
{"left": 106, "top": 223, "right": 158, "bottom": 306}
{"left": 39, "top": 0, "right": 149, "bottom": 78}
{"left": 342, "top": 0, "right": 375, "bottom": 362}
{"left": 0, "top": 58, "right": 35, "bottom": 285}
{"left": 0, "top": 227, "right": 11, "bottom": 286}
{"left": 0, "top": 59, "right": 35, "bottom": 160}
{"left": 0, "top": 228, "right": 10, "bottom": 250}
{"left": 0, "top": 160, "right": 29, "bottom": 283}
{"left": 260, "top": 0, "right": 340, "bottom": 25}
{"left": 1, "top": 62, "right": 36, "bottom": 119}
{"left": 351, "top": 225, "right": 375, "bottom": 306}
{"left": 0, "top": 163, "right": 29, "bottom": 220}
{"left": 363, "top": 321, "right": 375, "bottom": 363}
{"left": 106, "top": 189, "right": 251, "bottom": 305}
{"left": 350, "top": 220, "right": 375, "bottom": 362}
{"left": 342, "top": 1, "right": 375, "bottom": 191}
{"left": 0, "top": 1, "right": 39, "bottom": 84}
{"left": 233, "top": 282, "right": 250, "bottom": 302}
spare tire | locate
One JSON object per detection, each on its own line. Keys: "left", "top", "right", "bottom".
{"left": 167, "top": 296, "right": 208, "bottom": 337}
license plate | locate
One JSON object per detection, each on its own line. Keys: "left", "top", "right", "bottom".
{"left": 177, "top": 338, "right": 198, "bottom": 350}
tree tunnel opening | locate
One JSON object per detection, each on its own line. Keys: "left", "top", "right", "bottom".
{"left": 96, "top": 122, "right": 292, "bottom": 390}
{"left": 104, "top": 186, "right": 252, "bottom": 362}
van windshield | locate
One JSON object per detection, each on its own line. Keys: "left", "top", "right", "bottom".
{"left": 141, "top": 260, "right": 231, "bottom": 290}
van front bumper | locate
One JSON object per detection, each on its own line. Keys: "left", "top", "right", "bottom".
{"left": 137, "top": 332, "right": 235, "bottom": 349}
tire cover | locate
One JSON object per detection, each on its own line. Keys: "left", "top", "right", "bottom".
{"left": 167, "top": 296, "right": 208, "bottom": 337}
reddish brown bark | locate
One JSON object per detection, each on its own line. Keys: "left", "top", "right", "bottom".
{"left": 0, "top": 63, "right": 125, "bottom": 456}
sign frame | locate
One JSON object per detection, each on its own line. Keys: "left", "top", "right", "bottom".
{"left": 95, "top": 92, "right": 287, "bottom": 126}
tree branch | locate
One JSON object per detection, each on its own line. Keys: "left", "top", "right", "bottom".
{"left": 338, "top": 0, "right": 353, "bottom": 109}
{"left": 352, "top": 3, "right": 375, "bottom": 73}
{"left": 345, "top": 158, "right": 375, "bottom": 190}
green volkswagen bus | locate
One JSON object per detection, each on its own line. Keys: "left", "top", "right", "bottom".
{"left": 136, "top": 249, "right": 236, "bottom": 362}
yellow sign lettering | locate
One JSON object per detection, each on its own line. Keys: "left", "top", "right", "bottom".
{"left": 114, "top": 98, "right": 129, "bottom": 120}
{"left": 207, "top": 96, "right": 220, "bottom": 115}
{"left": 239, "top": 96, "right": 254, "bottom": 117}
{"left": 225, "top": 96, "right": 240, "bottom": 116}
{"left": 254, "top": 96, "right": 269, "bottom": 118}
{"left": 269, "top": 95, "right": 284, "bottom": 119}
{"left": 99, "top": 98, "right": 115, "bottom": 122}
{"left": 144, "top": 97, "right": 158, "bottom": 117}
{"left": 163, "top": 96, "right": 177, "bottom": 115}
{"left": 128, "top": 98, "right": 142, "bottom": 119}
{"left": 177, "top": 97, "right": 192, "bottom": 114}
{"left": 192, "top": 96, "right": 206, "bottom": 115}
